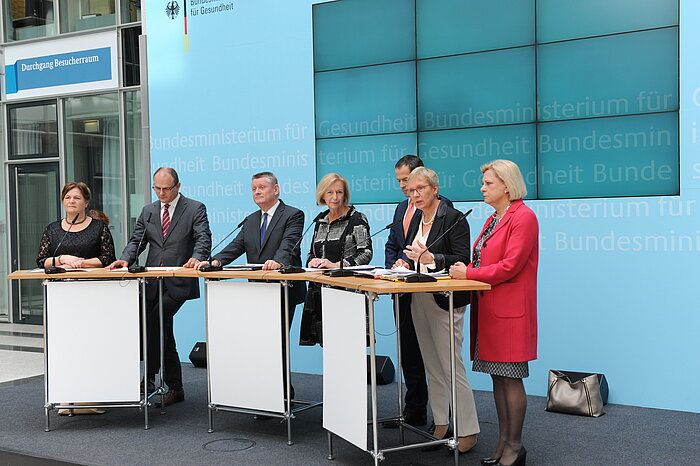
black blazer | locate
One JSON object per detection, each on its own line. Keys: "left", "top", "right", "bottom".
{"left": 404, "top": 200, "right": 470, "bottom": 310}
{"left": 121, "top": 195, "right": 212, "bottom": 302}
{"left": 385, "top": 195, "right": 453, "bottom": 268}
{"left": 214, "top": 200, "right": 306, "bottom": 305}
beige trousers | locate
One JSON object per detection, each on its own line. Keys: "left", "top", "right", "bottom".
{"left": 411, "top": 293, "right": 480, "bottom": 437}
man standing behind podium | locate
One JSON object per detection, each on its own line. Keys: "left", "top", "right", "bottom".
{"left": 196, "top": 171, "right": 306, "bottom": 402}
{"left": 109, "top": 167, "right": 212, "bottom": 407}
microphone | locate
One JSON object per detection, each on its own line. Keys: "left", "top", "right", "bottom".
{"left": 404, "top": 209, "right": 473, "bottom": 283}
{"left": 279, "top": 211, "right": 325, "bottom": 274}
{"left": 127, "top": 212, "right": 153, "bottom": 273}
{"left": 198, "top": 218, "right": 246, "bottom": 272}
{"left": 324, "top": 219, "right": 401, "bottom": 278}
{"left": 44, "top": 213, "right": 81, "bottom": 274}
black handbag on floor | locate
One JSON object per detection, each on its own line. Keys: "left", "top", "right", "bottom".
{"left": 545, "top": 370, "right": 609, "bottom": 417}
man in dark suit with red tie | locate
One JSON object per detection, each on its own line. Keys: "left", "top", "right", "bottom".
{"left": 385, "top": 155, "right": 452, "bottom": 428}
{"left": 110, "top": 167, "right": 212, "bottom": 407}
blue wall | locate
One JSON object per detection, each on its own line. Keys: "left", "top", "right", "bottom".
{"left": 146, "top": 0, "right": 700, "bottom": 412}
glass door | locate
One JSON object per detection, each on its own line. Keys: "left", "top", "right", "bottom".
{"left": 9, "top": 162, "right": 60, "bottom": 324}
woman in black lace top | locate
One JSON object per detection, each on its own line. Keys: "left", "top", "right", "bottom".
{"left": 299, "top": 173, "right": 372, "bottom": 345}
{"left": 36, "top": 182, "right": 116, "bottom": 269}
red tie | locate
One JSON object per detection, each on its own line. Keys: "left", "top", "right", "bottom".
{"left": 403, "top": 201, "right": 415, "bottom": 237}
{"left": 162, "top": 204, "right": 170, "bottom": 238}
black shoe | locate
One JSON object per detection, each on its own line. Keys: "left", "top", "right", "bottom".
{"left": 254, "top": 414, "right": 272, "bottom": 421}
{"left": 156, "top": 389, "right": 184, "bottom": 407}
{"left": 482, "top": 457, "right": 501, "bottom": 465}
{"left": 496, "top": 447, "right": 526, "bottom": 466}
{"left": 403, "top": 411, "right": 427, "bottom": 427}
{"left": 140, "top": 380, "right": 156, "bottom": 395}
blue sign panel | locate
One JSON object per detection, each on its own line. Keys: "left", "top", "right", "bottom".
{"left": 5, "top": 47, "right": 112, "bottom": 94}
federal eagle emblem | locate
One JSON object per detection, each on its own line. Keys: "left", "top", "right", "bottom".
{"left": 166, "top": 1, "right": 180, "bottom": 19}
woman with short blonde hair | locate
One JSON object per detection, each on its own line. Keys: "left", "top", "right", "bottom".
{"left": 315, "top": 173, "right": 350, "bottom": 206}
{"left": 450, "top": 159, "right": 538, "bottom": 466}
{"left": 299, "top": 173, "right": 372, "bottom": 346}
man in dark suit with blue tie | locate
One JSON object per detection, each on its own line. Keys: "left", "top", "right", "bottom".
{"left": 196, "top": 172, "right": 306, "bottom": 406}
{"left": 110, "top": 167, "right": 212, "bottom": 407}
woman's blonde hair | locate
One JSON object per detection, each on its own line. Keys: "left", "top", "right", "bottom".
{"left": 480, "top": 160, "right": 527, "bottom": 201}
{"left": 315, "top": 173, "right": 350, "bottom": 206}
{"left": 407, "top": 166, "right": 439, "bottom": 187}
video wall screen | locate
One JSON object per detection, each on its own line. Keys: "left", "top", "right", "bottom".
{"left": 313, "top": 0, "right": 679, "bottom": 203}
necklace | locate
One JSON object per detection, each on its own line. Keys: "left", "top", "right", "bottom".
{"left": 66, "top": 215, "right": 87, "bottom": 225}
{"left": 421, "top": 212, "right": 436, "bottom": 226}
{"left": 493, "top": 203, "right": 512, "bottom": 220}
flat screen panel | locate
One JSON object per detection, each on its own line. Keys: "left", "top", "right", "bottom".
{"left": 538, "top": 28, "right": 678, "bottom": 122}
{"left": 313, "top": 0, "right": 415, "bottom": 71}
{"left": 538, "top": 113, "right": 678, "bottom": 199}
{"left": 207, "top": 281, "right": 284, "bottom": 412}
{"left": 47, "top": 280, "right": 140, "bottom": 403}
{"left": 418, "top": 47, "right": 535, "bottom": 131}
{"left": 322, "top": 287, "right": 367, "bottom": 450}
{"left": 537, "top": 0, "right": 678, "bottom": 43}
{"left": 315, "top": 61, "right": 417, "bottom": 138}
{"left": 317, "top": 132, "right": 417, "bottom": 204}
{"left": 417, "top": 0, "right": 534, "bottom": 58}
{"left": 418, "top": 125, "right": 537, "bottom": 201}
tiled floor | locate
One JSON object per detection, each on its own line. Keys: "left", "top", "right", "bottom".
{"left": 0, "top": 323, "right": 44, "bottom": 385}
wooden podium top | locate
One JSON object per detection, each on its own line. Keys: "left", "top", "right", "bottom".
{"left": 8, "top": 268, "right": 490, "bottom": 294}
{"left": 6, "top": 269, "right": 178, "bottom": 280}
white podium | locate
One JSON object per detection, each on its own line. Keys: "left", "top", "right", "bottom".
{"left": 8, "top": 269, "right": 174, "bottom": 431}
{"left": 191, "top": 269, "right": 322, "bottom": 445}
{"left": 314, "top": 274, "right": 490, "bottom": 466}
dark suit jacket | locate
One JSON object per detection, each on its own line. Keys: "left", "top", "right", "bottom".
{"left": 404, "top": 200, "right": 470, "bottom": 310}
{"left": 121, "top": 195, "right": 212, "bottom": 302}
{"left": 385, "top": 195, "right": 453, "bottom": 268}
{"left": 213, "top": 200, "right": 306, "bottom": 305}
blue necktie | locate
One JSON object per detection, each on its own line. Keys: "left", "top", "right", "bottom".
{"left": 260, "top": 212, "right": 268, "bottom": 245}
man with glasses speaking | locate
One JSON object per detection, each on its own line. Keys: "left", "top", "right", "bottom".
{"left": 109, "top": 167, "right": 212, "bottom": 407}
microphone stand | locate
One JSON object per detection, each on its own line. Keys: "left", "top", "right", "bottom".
{"left": 324, "top": 219, "right": 401, "bottom": 278}
{"left": 404, "top": 209, "right": 473, "bottom": 283}
{"left": 44, "top": 213, "right": 81, "bottom": 275}
{"left": 128, "top": 212, "right": 153, "bottom": 273}
{"left": 199, "top": 218, "right": 246, "bottom": 272}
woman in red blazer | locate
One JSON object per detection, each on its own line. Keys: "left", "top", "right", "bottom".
{"left": 450, "top": 160, "right": 538, "bottom": 466}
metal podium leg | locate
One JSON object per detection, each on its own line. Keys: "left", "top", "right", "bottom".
{"left": 283, "top": 281, "right": 293, "bottom": 446}
{"left": 43, "top": 280, "right": 50, "bottom": 432}
{"left": 158, "top": 278, "right": 166, "bottom": 415}
{"left": 141, "top": 278, "right": 150, "bottom": 430}
{"left": 205, "top": 280, "right": 214, "bottom": 433}
{"left": 367, "top": 292, "right": 380, "bottom": 466}
{"left": 327, "top": 431, "right": 334, "bottom": 460}
{"left": 448, "top": 291, "right": 459, "bottom": 465}
{"left": 394, "top": 294, "right": 405, "bottom": 444}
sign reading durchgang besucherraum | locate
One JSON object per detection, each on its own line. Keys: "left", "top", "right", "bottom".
{"left": 6, "top": 48, "right": 111, "bottom": 95}
{"left": 4, "top": 31, "right": 118, "bottom": 100}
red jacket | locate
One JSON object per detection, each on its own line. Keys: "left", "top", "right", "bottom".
{"left": 465, "top": 199, "right": 539, "bottom": 363}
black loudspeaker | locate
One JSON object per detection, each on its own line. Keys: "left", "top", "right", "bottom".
{"left": 189, "top": 342, "right": 207, "bottom": 368}
{"left": 368, "top": 355, "right": 395, "bottom": 385}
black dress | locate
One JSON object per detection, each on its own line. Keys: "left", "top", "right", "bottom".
{"left": 299, "top": 206, "right": 372, "bottom": 346}
{"left": 36, "top": 219, "right": 116, "bottom": 268}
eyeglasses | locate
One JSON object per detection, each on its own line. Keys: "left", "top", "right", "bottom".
{"left": 406, "top": 185, "right": 432, "bottom": 196}
{"left": 152, "top": 184, "right": 177, "bottom": 193}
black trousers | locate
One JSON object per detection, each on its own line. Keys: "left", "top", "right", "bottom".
{"left": 397, "top": 294, "right": 428, "bottom": 417}
{"left": 146, "top": 293, "right": 185, "bottom": 391}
